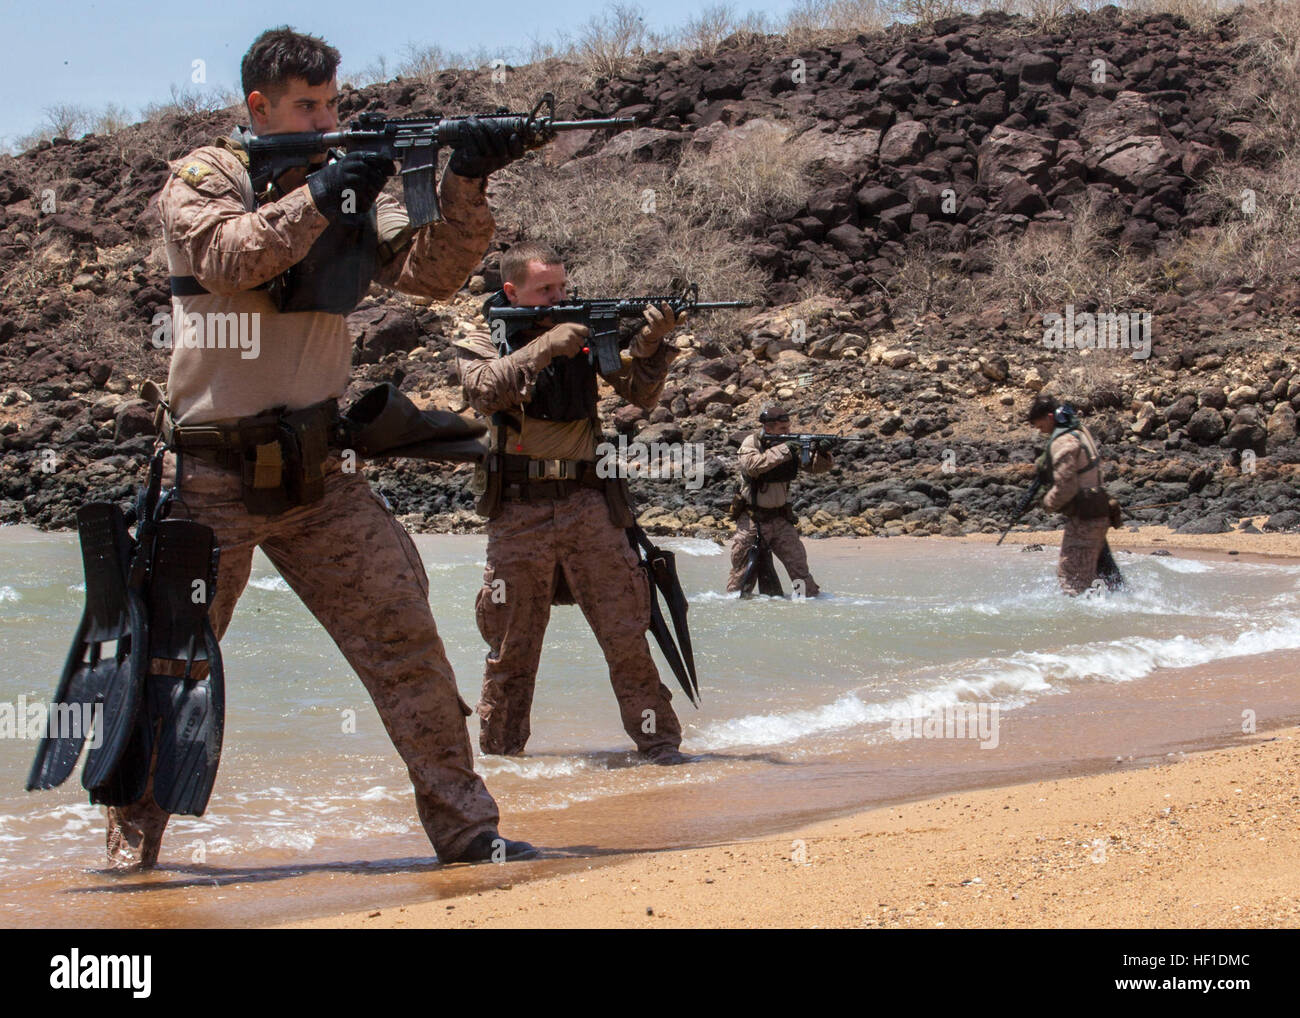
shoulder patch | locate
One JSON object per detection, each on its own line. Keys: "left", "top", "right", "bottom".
{"left": 176, "top": 162, "right": 213, "bottom": 188}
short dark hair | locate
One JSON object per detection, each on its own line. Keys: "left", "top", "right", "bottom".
{"left": 241, "top": 27, "right": 340, "bottom": 102}
{"left": 1026, "top": 394, "right": 1058, "bottom": 423}
{"left": 501, "top": 242, "right": 563, "bottom": 286}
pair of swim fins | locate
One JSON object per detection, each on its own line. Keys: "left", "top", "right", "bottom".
{"left": 629, "top": 525, "right": 700, "bottom": 707}
{"left": 27, "top": 465, "right": 225, "bottom": 816}
{"left": 1098, "top": 540, "right": 1126, "bottom": 592}
{"left": 740, "top": 526, "right": 784, "bottom": 598}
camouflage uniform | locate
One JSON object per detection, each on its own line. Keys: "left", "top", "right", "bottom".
{"left": 107, "top": 137, "right": 502, "bottom": 866}
{"left": 1043, "top": 425, "right": 1111, "bottom": 595}
{"left": 455, "top": 328, "right": 682, "bottom": 757}
{"left": 725, "top": 432, "right": 831, "bottom": 596}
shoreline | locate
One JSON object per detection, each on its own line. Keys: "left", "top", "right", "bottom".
{"left": 5, "top": 527, "right": 1296, "bottom": 928}
{"left": 9, "top": 518, "right": 1300, "bottom": 559}
{"left": 280, "top": 531, "right": 1300, "bottom": 929}
{"left": 287, "top": 722, "right": 1300, "bottom": 929}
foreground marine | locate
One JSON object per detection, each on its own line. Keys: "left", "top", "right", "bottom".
{"left": 29, "top": 26, "right": 536, "bottom": 868}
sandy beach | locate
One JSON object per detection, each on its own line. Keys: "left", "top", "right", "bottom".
{"left": 289, "top": 724, "right": 1298, "bottom": 929}
{"left": 279, "top": 525, "right": 1300, "bottom": 931}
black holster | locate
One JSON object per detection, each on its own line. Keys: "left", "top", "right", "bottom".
{"left": 237, "top": 401, "right": 337, "bottom": 515}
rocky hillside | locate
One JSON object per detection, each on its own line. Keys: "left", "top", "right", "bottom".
{"left": 1, "top": 7, "right": 1297, "bottom": 541}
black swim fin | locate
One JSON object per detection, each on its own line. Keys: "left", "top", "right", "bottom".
{"left": 340, "top": 383, "right": 488, "bottom": 464}
{"left": 27, "top": 503, "right": 147, "bottom": 792}
{"left": 1098, "top": 541, "right": 1126, "bottom": 592}
{"left": 629, "top": 526, "right": 700, "bottom": 707}
{"left": 740, "top": 525, "right": 784, "bottom": 599}
{"left": 90, "top": 517, "right": 225, "bottom": 816}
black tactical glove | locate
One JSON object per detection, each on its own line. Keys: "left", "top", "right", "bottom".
{"left": 784, "top": 440, "right": 803, "bottom": 460}
{"left": 307, "top": 151, "right": 395, "bottom": 222}
{"left": 447, "top": 116, "right": 527, "bottom": 178}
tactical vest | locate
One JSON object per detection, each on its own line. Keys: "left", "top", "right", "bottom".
{"left": 483, "top": 291, "right": 597, "bottom": 422}
{"left": 231, "top": 128, "right": 380, "bottom": 315}
{"left": 1036, "top": 421, "right": 1097, "bottom": 484}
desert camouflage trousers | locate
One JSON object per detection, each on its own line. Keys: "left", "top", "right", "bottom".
{"left": 106, "top": 453, "right": 499, "bottom": 867}
{"left": 1058, "top": 516, "right": 1113, "bottom": 595}
{"left": 474, "top": 487, "right": 681, "bottom": 756}
{"left": 726, "top": 512, "right": 821, "bottom": 597}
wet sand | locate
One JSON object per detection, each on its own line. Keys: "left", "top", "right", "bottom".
{"left": 297, "top": 723, "right": 1298, "bottom": 929}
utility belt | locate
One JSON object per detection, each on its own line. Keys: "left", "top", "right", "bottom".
{"left": 1063, "top": 485, "right": 1112, "bottom": 521}
{"left": 162, "top": 399, "right": 340, "bottom": 515}
{"left": 499, "top": 454, "right": 605, "bottom": 503}
{"left": 728, "top": 495, "right": 794, "bottom": 523}
{"left": 750, "top": 503, "right": 795, "bottom": 523}
{"left": 476, "top": 450, "right": 635, "bottom": 527}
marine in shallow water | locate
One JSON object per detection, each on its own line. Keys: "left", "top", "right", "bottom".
{"left": 455, "top": 241, "right": 694, "bottom": 764}
{"left": 726, "top": 403, "right": 833, "bottom": 598}
{"left": 1026, "top": 395, "right": 1124, "bottom": 595}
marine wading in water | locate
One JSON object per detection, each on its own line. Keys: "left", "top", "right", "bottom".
{"left": 1006, "top": 396, "right": 1126, "bottom": 595}
{"left": 455, "top": 241, "right": 698, "bottom": 763}
{"left": 727, "top": 403, "right": 836, "bottom": 599}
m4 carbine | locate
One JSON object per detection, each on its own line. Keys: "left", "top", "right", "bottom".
{"left": 759, "top": 432, "right": 863, "bottom": 467}
{"left": 996, "top": 477, "right": 1043, "bottom": 546}
{"left": 487, "top": 282, "right": 756, "bottom": 375}
{"left": 246, "top": 93, "right": 632, "bottom": 226}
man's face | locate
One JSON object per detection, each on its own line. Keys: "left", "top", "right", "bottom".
{"left": 762, "top": 417, "right": 791, "bottom": 436}
{"left": 504, "top": 260, "right": 567, "bottom": 307}
{"left": 1030, "top": 415, "right": 1053, "bottom": 435}
{"left": 247, "top": 76, "right": 340, "bottom": 136}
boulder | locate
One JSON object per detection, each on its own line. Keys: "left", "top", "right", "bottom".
{"left": 1184, "top": 407, "right": 1224, "bottom": 444}
{"left": 879, "top": 121, "right": 932, "bottom": 165}
{"left": 977, "top": 125, "right": 1055, "bottom": 189}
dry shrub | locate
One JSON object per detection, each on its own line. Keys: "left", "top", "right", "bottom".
{"left": 1125, "top": 0, "right": 1241, "bottom": 27}
{"left": 460, "top": 59, "right": 588, "bottom": 119}
{"left": 980, "top": 197, "right": 1149, "bottom": 313}
{"left": 577, "top": 3, "right": 650, "bottom": 79}
{"left": 1170, "top": 156, "right": 1300, "bottom": 287}
{"left": 672, "top": 127, "right": 815, "bottom": 228}
{"left": 675, "top": 4, "right": 771, "bottom": 53}
{"left": 1163, "top": 1, "right": 1300, "bottom": 288}
{"left": 886, "top": 0, "right": 975, "bottom": 26}
{"left": 783, "top": 0, "right": 890, "bottom": 44}
{"left": 1048, "top": 347, "right": 1141, "bottom": 413}
{"left": 141, "top": 84, "right": 237, "bottom": 121}
{"left": 495, "top": 119, "right": 810, "bottom": 299}
{"left": 887, "top": 236, "right": 977, "bottom": 316}
{"left": 1221, "top": 0, "right": 1300, "bottom": 158}
{"left": 493, "top": 154, "right": 765, "bottom": 300}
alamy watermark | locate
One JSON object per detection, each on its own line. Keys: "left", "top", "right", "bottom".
{"left": 0, "top": 696, "right": 102, "bottom": 747}
{"left": 890, "top": 697, "right": 1000, "bottom": 749}
{"left": 151, "top": 310, "right": 261, "bottom": 360}
{"left": 1042, "top": 304, "right": 1151, "bottom": 361}
{"left": 596, "top": 436, "right": 705, "bottom": 490}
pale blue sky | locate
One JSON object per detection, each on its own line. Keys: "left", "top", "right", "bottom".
{"left": 1, "top": 0, "right": 810, "bottom": 148}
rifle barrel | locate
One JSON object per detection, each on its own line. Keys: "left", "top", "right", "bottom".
{"left": 549, "top": 118, "right": 636, "bottom": 129}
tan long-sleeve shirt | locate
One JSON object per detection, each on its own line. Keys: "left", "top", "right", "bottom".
{"left": 159, "top": 141, "right": 493, "bottom": 425}
{"left": 738, "top": 431, "right": 831, "bottom": 509}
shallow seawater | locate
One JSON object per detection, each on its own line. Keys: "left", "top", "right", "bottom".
{"left": 1, "top": 525, "right": 1298, "bottom": 925}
